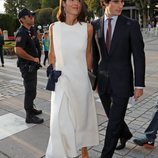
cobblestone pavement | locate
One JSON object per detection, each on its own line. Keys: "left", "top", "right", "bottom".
{"left": 0, "top": 34, "right": 158, "bottom": 158}
{"left": 0, "top": 80, "right": 24, "bottom": 100}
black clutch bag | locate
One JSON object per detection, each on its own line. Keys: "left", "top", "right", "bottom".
{"left": 88, "top": 71, "right": 97, "bottom": 90}
{"left": 46, "top": 65, "right": 62, "bottom": 91}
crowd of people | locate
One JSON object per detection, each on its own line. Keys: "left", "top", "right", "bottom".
{"left": 1, "top": 0, "right": 157, "bottom": 158}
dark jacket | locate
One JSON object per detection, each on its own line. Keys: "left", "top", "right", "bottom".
{"left": 92, "top": 15, "right": 145, "bottom": 97}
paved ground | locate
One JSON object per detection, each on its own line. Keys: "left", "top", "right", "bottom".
{"left": 0, "top": 33, "right": 158, "bottom": 158}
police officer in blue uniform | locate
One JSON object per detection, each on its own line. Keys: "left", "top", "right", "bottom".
{"left": 15, "top": 8, "right": 44, "bottom": 124}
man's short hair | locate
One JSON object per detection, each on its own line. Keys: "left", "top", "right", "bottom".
{"left": 102, "top": 0, "right": 111, "bottom": 3}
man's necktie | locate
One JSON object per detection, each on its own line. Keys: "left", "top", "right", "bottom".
{"left": 106, "top": 18, "right": 112, "bottom": 52}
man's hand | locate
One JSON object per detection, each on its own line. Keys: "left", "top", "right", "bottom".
{"left": 33, "top": 57, "right": 39, "bottom": 63}
{"left": 134, "top": 88, "right": 143, "bottom": 101}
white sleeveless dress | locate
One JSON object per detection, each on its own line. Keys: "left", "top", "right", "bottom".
{"left": 45, "top": 21, "right": 99, "bottom": 158}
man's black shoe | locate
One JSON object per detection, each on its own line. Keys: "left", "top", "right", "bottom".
{"left": 26, "top": 115, "right": 44, "bottom": 124}
{"left": 116, "top": 134, "right": 132, "bottom": 150}
{"left": 133, "top": 137, "right": 154, "bottom": 149}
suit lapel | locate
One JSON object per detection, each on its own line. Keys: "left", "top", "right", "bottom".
{"left": 100, "top": 16, "right": 109, "bottom": 55}
{"left": 99, "top": 16, "right": 109, "bottom": 54}
{"left": 110, "top": 16, "right": 124, "bottom": 54}
{"left": 94, "top": 16, "right": 109, "bottom": 57}
{"left": 99, "top": 16, "right": 104, "bottom": 39}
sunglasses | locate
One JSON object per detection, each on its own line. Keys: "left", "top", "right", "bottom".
{"left": 28, "top": 15, "right": 34, "bottom": 19}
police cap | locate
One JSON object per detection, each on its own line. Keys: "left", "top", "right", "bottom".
{"left": 18, "top": 8, "right": 35, "bottom": 19}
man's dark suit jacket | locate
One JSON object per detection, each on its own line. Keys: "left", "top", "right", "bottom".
{"left": 92, "top": 15, "right": 145, "bottom": 97}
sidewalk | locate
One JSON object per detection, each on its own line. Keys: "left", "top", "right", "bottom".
{"left": 0, "top": 35, "right": 158, "bottom": 158}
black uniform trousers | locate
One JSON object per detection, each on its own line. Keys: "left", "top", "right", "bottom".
{"left": 0, "top": 47, "right": 4, "bottom": 65}
{"left": 99, "top": 78, "right": 131, "bottom": 158}
{"left": 43, "top": 51, "right": 48, "bottom": 65}
{"left": 20, "top": 67, "right": 37, "bottom": 114}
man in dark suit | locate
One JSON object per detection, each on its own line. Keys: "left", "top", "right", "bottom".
{"left": 92, "top": 0, "right": 145, "bottom": 157}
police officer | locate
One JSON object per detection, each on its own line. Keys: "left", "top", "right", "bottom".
{"left": 15, "top": 8, "right": 44, "bottom": 124}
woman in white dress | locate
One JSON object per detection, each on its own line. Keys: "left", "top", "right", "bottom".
{"left": 45, "top": 0, "right": 99, "bottom": 157}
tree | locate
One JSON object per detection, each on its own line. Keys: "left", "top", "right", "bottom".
{"left": 4, "top": 0, "right": 17, "bottom": 17}
{"left": 84, "top": 0, "right": 103, "bottom": 19}
{"left": 41, "top": 0, "right": 59, "bottom": 9}
{"left": 26, "top": 0, "right": 41, "bottom": 10}
{"left": 52, "top": 0, "right": 59, "bottom": 9}
{"left": 119, "top": 0, "right": 149, "bottom": 27}
{"left": 52, "top": 6, "right": 59, "bottom": 22}
{"left": 132, "top": 0, "right": 149, "bottom": 27}
{"left": 0, "top": 13, "right": 18, "bottom": 35}
{"left": 35, "top": 8, "right": 53, "bottom": 25}
{"left": 4, "top": 0, "right": 28, "bottom": 17}
{"left": 41, "top": 0, "right": 53, "bottom": 8}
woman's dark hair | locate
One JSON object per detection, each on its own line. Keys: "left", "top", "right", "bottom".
{"left": 57, "top": 0, "right": 86, "bottom": 22}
